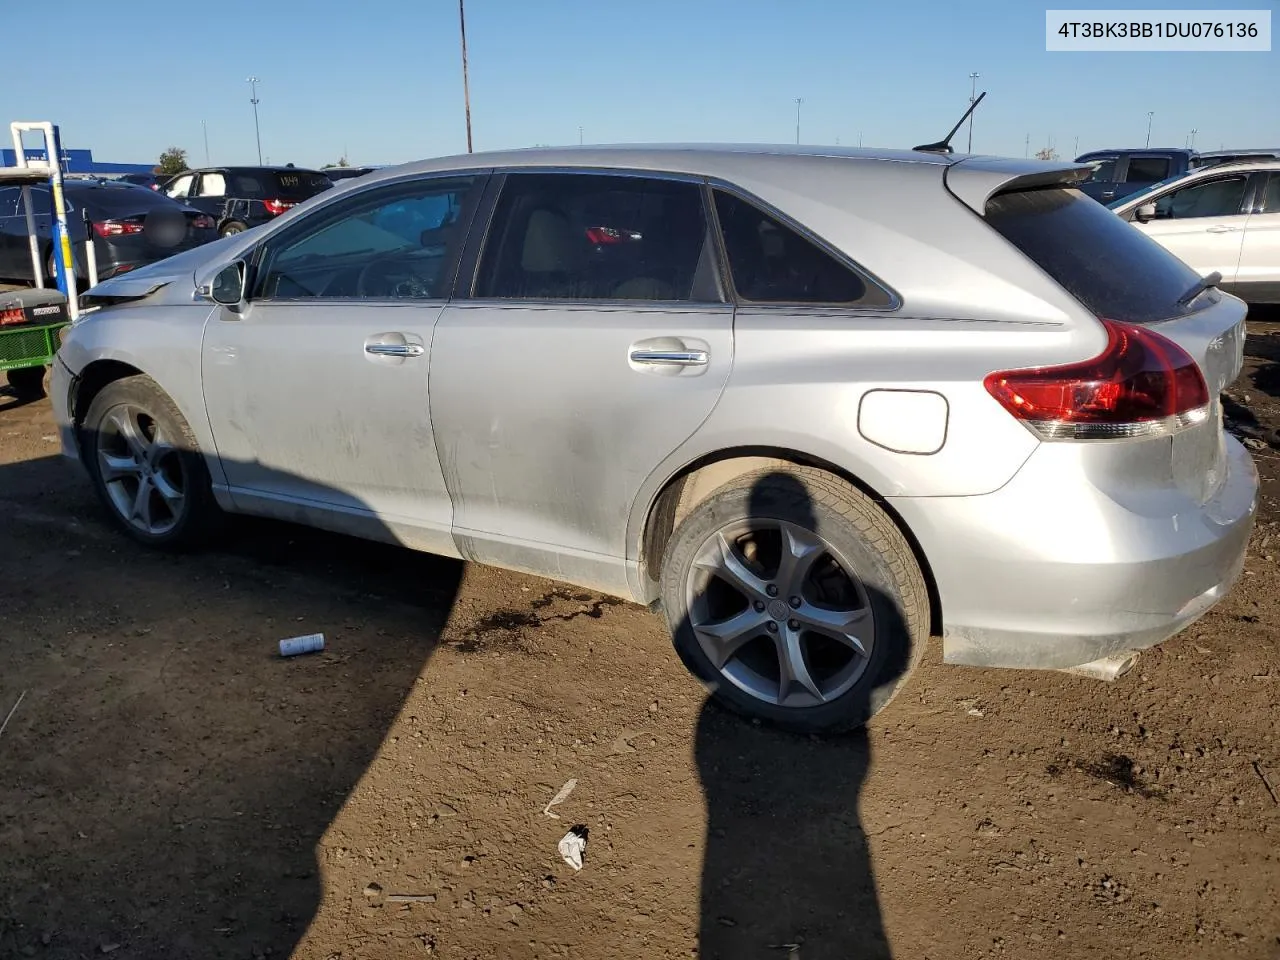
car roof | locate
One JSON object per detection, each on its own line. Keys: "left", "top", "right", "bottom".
{"left": 1197, "top": 148, "right": 1280, "bottom": 158}
{"left": 370, "top": 143, "right": 957, "bottom": 176}
{"left": 344, "top": 144, "right": 1089, "bottom": 212}
{"left": 1075, "top": 147, "right": 1197, "bottom": 157}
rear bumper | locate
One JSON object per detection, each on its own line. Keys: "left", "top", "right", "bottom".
{"left": 889, "top": 435, "right": 1258, "bottom": 670}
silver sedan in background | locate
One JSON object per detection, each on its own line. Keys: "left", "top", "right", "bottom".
{"left": 51, "top": 145, "right": 1257, "bottom": 732}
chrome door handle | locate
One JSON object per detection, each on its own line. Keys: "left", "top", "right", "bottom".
{"left": 629, "top": 349, "right": 708, "bottom": 366}
{"left": 1205, "top": 225, "right": 1238, "bottom": 233}
{"left": 365, "top": 342, "right": 425, "bottom": 358}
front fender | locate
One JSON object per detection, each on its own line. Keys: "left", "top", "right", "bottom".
{"left": 60, "top": 304, "right": 225, "bottom": 487}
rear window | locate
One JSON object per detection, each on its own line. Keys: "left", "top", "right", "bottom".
{"left": 273, "top": 171, "right": 332, "bottom": 198}
{"left": 985, "top": 187, "right": 1200, "bottom": 324}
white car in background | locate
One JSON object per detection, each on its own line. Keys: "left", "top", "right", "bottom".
{"left": 1109, "top": 160, "right": 1280, "bottom": 304}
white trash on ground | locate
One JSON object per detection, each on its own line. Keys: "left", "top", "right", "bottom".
{"left": 279, "top": 633, "right": 325, "bottom": 657}
{"left": 557, "top": 828, "right": 587, "bottom": 871}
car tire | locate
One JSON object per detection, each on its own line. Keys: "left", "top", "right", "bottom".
{"left": 6, "top": 366, "right": 47, "bottom": 400}
{"left": 659, "top": 466, "right": 929, "bottom": 734}
{"left": 82, "top": 375, "right": 221, "bottom": 549}
{"left": 219, "top": 221, "right": 247, "bottom": 237}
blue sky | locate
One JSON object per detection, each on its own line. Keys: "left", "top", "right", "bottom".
{"left": 3, "top": 0, "right": 1276, "bottom": 168}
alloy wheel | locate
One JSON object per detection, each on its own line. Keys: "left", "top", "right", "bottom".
{"left": 685, "top": 519, "right": 876, "bottom": 708}
{"left": 96, "top": 403, "right": 187, "bottom": 536}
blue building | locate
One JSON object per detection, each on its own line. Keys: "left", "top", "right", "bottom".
{"left": 0, "top": 147, "right": 153, "bottom": 175}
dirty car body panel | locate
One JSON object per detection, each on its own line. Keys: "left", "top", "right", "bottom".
{"left": 53, "top": 144, "right": 1257, "bottom": 677}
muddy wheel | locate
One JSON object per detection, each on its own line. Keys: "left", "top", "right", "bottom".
{"left": 82, "top": 375, "right": 220, "bottom": 548}
{"left": 660, "top": 467, "right": 929, "bottom": 733}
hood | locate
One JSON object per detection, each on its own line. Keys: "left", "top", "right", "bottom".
{"left": 80, "top": 234, "right": 243, "bottom": 308}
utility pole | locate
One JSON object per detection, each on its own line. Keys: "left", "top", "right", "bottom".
{"left": 246, "top": 77, "right": 262, "bottom": 165}
{"left": 858, "top": 131, "right": 862, "bottom": 147}
{"left": 1145, "top": 111, "right": 1154, "bottom": 148}
{"left": 794, "top": 98, "right": 803, "bottom": 144}
{"left": 578, "top": 126, "right": 583, "bottom": 146}
{"left": 458, "top": 0, "right": 474, "bottom": 153}
{"left": 1073, "top": 135, "right": 1079, "bottom": 156}
{"left": 967, "top": 72, "right": 980, "bottom": 153}
{"left": 201, "top": 119, "right": 210, "bottom": 165}
{"left": 1024, "top": 132, "right": 1030, "bottom": 157}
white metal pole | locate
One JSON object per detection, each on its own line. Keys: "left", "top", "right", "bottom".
{"left": 19, "top": 185, "right": 43, "bottom": 287}
{"left": 83, "top": 209, "right": 99, "bottom": 289}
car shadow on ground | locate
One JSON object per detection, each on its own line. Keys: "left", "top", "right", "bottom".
{"left": 692, "top": 472, "right": 896, "bottom": 959}
{"left": 0, "top": 440, "right": 461, "bottom": 959}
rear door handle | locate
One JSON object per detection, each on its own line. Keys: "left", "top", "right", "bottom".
{"left": 1205, "top": 225, "right": 1239, "bottom": 234}
{"left": 628, "top": 349, "right": 708, "bottom": 366}
{"left": 366, "top": 342, "right": 425, "bottom": 358}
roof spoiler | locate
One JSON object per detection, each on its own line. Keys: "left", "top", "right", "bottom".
{"left": 943, "top": 158, "right": 1092, "bottom": 213}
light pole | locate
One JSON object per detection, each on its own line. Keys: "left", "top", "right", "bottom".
{"left": 458, "top": 0, "right": 473, "bottom": 153}
{"left": 578, "top": 126, "right": 583, "bottom": 146}
{"left": 1024, "top": 132, "right": 1030, "bottom": 157}
{"left": 246, "top": 77, "right": 262, "bottom": 165}
{"left": 202, "top": 119, "right": 210, "bottom": 165}
{"left": 967, "top": 72, "right": 980, "bottom": 153}
{"left": 794, "top": 98, "right": 802, "bottom": 145}
{"left": 1145, "top": 111, "right": 1154, "bottom": 148}
{"left": 1073, "top": 135, "right": 1079, "bottom": 156}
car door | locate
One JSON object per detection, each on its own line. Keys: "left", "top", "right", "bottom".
{"left": 189, "top": 170, "right": 229, "bottom": 220}
{"left": 1077, "top": 154, "right": 1120, "bottom": 202}
{"left": 1132, "top": 172, "right": 1251, "bottom": 280}
{"left": 430, "top": 171, "right": 733, "bottom": 595}
{"left": 1235, "top": 171, "right": 1280, "bottom": 299}
{"left": 199, "top": 172, "right": 488, "bottom": 555}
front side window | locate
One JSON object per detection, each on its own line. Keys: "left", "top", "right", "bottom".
{"left": 713, "top": 190, "right": 888, "bottom": 305}
{"left": 1153, "top": 176, "right": 1248, "bottom": 220}
{"left": 474, "top": 173, "right": 713, "bottom": 301}
{"left": 1084, "top": 157, "right": 1118, "bottom": 182}
{"left": 1125, "top": 157, "right": 1171, "bottom": 183}
{"left": 164, "top": 174, "right": 193, "bottom": 199}
{"left": 255, "top": 176, "right": 478, "bottom": 300}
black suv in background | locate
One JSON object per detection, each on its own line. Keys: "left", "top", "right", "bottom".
{"left": 1072, "top": 148, "right": 1198, "bottom": 203}
{"left": 160, "top": 166, "right": 332, "bottom": 236}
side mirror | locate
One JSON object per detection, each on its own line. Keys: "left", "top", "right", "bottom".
{"left": 1135, "top": 202, "right": 1157, "bottom": 223}
{"left": 210, "top": 260, "right": 246, "bottom": 306}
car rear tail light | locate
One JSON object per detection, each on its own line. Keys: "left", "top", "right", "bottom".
{"left": 263, "top": 198, "right": 295, "bottom": 216}
{"left": 1, "top": 307, "right": 25, "bottom": 326}
{"left": 192, "top": 215, "right": 215, "bottom": 230}
{"left": 983, "top": 318, "right": 1210, "bottom": 440}
{"left": 92, "top": 219, "right": 145, "bottom": 238}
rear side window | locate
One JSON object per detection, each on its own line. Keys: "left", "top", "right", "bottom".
{"left": 1125, "top": 157, "right": 1170, "bottom": 183}
{"left": 713, "top": 191, "right": 890, "bottom": 306}
{"left": 985, "top": 187, "right": 1200, "bottom": 324}
{"left": 475, "top": 173, "right": 715, "bottom": 302}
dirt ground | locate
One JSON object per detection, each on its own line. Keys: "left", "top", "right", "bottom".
{"left": 2, "top": 316, "right": 1278, "bottom": 960}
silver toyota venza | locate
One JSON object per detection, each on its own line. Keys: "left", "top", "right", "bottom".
{"left": 51, "top": 145, "right": 1257, "bottom": 732}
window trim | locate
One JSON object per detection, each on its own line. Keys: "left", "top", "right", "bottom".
{"left": 458, "top": 167, "right": 730, "bottom": 307}
{"left": 245, "top": 170, "right": 492, "bottom": 305}
{"left": 706, "top": 179, "right": 901, "bottom": 311}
